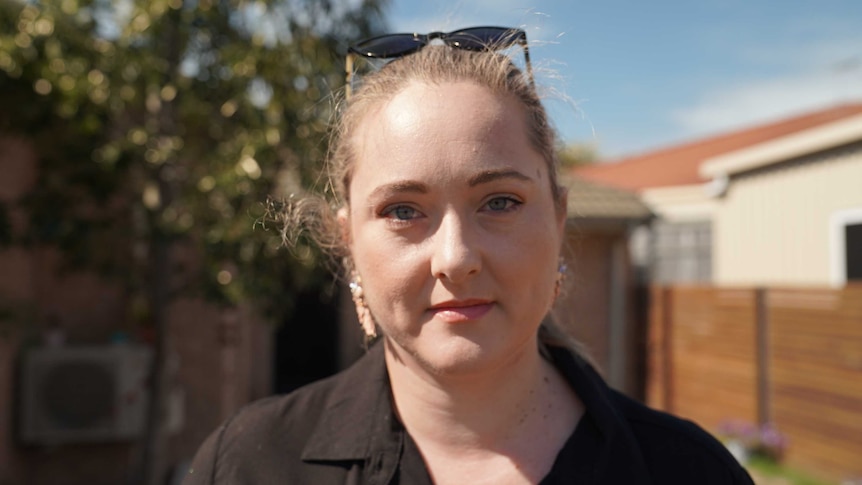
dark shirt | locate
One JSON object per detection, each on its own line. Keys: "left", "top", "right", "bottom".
{"left": 184, "top": 342, "right": 754, "bottom": 484}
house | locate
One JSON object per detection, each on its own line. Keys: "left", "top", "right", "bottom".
{"left": 576, "top": 104, "right": 862, "bottom": 482}
{"left": 575, "top": 103, "right": 862, "bottom": 287}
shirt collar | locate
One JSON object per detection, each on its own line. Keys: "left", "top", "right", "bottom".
{"left": 301, "top": 342, "right": 402, "bottom": 462}
{"left": 546, "top": 344, "right": 654, "bottom": 484}
{"left": 301, "top": 341, "right": 653, "bottom": 484}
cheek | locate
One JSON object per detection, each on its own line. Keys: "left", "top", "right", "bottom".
{"left": 501, "top": 245, "right": 557, "bottom": 287}
{"left": 497, "top": 218, "right": 562, "bottom": 289}
{"left": 350, "top": 228, "right": 426, "bottom": 308}
{"left": 502, "top": 208, "right": 563, "bottom": 259}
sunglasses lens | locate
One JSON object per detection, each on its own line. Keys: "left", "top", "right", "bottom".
{"left": 447, "top": 27, "right": 519, "bottom": 51}
{"left": 352, "top": 34, "right": 424, "bottom": 58}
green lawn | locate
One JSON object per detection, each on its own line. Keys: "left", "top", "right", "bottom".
{"left": 746, "top": 456, "right": 836, "bottom": 485}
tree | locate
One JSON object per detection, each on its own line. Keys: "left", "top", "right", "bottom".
{"left": 557, "top": 141, "right": 599, "bottom": 169}
{"left": 0, "top": 0, "right": 387, "bottom": 482}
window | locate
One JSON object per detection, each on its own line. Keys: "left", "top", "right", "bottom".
{"left": 830, "top": 208, "right": 862, "bottom": 286}
{"left": 652, "top": 221, "right": 712, "bottom": 284}
{"left": 846, "top": 223, "right": 862, "bottom": 281}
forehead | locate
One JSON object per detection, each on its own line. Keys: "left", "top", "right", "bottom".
{"left": 376, "top": 81, "right": 526, "bottom": 142}
{"left": 350, "top": 81, "right": 542, "bottom": 188}
{"left": 376, "top": 81, "right": 514, "bottom": 139}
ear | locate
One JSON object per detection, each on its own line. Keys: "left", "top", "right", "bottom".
{"left": 337, "top": 206, "right": 352, "bottom": 246}
{"left": 556, "top": 186, "right": 568, "bottom": 237}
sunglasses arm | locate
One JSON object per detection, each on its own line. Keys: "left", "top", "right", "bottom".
{"left": 521, "top": 40, "right": 535, "bottom": 90}
{"left": 345, "top": 53, "right": 355, "bottom": 99}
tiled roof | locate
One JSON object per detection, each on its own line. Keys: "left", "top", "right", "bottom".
{"left": 574, "top": 103, "right": 862, "bottom": 192}
{"left": 564, "top": 176, "right": 652, "bottom": 221}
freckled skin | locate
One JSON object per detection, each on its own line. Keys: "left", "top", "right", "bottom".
{"left": 346, "top": 81, "right": 566, "bottom": 379}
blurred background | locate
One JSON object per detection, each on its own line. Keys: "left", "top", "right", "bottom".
{"left": 1, "top": 1, "right": 860, "bottom": 484}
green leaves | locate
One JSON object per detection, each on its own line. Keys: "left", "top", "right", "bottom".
{"left": 0, "top": 0, "right": 387, "bottom": 320}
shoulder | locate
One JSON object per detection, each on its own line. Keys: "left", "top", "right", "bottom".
{"left": 218, "top": 373, "right": 344, "bottom": 453}
{"left": 610, "top": 390, "right": 754, "bottom": 484}
{"left": 184, "top": 345, "right": 387, "bottom": 484}
{"left": 183, "top": 372, "right": 347, "bottom": 484}
{"left": 546, "top": 344, "right": 752, "bottom": 484}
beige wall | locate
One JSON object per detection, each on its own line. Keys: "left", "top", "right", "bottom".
{"left": 713, "top": 142, "right": 862, "bottom": 286}
{"left": 641, "top": 184, "right": 717, "bottom": 223}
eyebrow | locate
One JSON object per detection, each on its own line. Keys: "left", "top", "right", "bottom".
{"left": 366, "top": 169, "right": 533, "bottom": 202}
{"left": 468, "top": 169, "right": 533, "bottom": 187}
{"left": 367, "top": 181, "right": 428, "bottom": 202}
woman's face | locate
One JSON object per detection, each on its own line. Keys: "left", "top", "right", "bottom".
{"left": 346, "top": 80, "right": 566, "bottom": 377}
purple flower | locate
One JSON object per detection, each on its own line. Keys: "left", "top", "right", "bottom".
{"left": 716, "top": 419, "right": 788, "bottom": 462}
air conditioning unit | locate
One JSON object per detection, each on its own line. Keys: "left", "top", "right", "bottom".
{"left": 19, "top": 345, "right": 152, "bottom": 444}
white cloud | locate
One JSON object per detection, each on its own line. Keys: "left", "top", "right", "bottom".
{"left": 670, "top": 18, "right": 862, "bottom": 136}
{"left": 672, "top": 56, "right": 862, "bottom": 137}
{"left": 740, "top": 35, "right": 862, "bottom": 72}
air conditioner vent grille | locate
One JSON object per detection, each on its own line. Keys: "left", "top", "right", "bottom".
{"left": 19, "top": 346, "right": 151, "bottom": 444}
{"left": 41, "top": 362, "right": 115, "bottom": 430}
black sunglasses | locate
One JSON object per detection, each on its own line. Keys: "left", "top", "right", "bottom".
{"left": 345, "top": 26, "right": 533, "bottom": 97}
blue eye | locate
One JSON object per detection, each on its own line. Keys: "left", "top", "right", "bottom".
{"left": 483, "top": 196, "right": 520, "bottom": 212}
{"left": 384, "top": 205, "right": 420, "bottom": 221}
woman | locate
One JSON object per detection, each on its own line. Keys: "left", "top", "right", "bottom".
{"left": 185, "top": 27, "right": 753, "bottom": 484}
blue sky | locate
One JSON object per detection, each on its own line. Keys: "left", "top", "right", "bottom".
{"left": 383, "top": 0, "right": 862, "bottom": 159}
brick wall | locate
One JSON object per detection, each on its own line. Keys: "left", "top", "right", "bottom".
{"left": 0, "top": 136, "right": 272, "bottom": 484}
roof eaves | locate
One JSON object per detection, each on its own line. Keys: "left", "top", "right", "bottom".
{"left": 564, "top": 177, "right": 653, "bottom": 222}
{"left": 579, "top": 103, "right": 862, "bottom": 189}
{"left": 700, "top": 113, "right": 862, "bottom": 178}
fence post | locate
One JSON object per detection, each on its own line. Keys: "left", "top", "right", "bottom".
{"left": 755, "top": 287, "right": 770, "bottom": 425}
{"left": 662, "top": 286, "right": 674, "bottom": 414}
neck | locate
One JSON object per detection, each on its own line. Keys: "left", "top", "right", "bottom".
{"left": 384, "top": 337, "right": 572, "bottom": 449}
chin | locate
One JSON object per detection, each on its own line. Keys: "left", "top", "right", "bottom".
{"left": 386, "top": 331, "right": 533, "bottom": 378}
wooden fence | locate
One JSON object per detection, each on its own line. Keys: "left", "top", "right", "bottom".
{"left": 646, "top": 285, "right": 862, "bottom": 482}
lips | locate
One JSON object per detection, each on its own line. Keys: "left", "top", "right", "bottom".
{"left": 428, "top": 299, "right": 494, "bottom": 323}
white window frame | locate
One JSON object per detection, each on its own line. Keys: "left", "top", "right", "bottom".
{"left": 829, "top": 206, "right": 862, "bottom": 287}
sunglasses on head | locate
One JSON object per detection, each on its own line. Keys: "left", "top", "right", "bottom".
{"left": 345, "top": 26, "right": 533, "bottom": 98}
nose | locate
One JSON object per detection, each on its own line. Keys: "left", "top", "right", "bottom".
{"left": 430, "top": 211, "right": 481, "bottom": 283}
